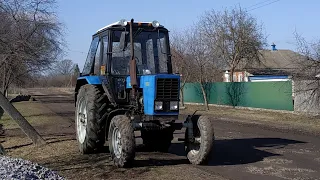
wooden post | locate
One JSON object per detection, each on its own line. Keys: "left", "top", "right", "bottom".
{"left": 0, "top": 124, "right": 5, "bottom": 155}
{"left": 0, "top": 92, "right": 46, "bottom": 146}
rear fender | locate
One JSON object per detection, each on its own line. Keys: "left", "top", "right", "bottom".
{"left": 74, "top": 76, "right": 102, "bottom": 106}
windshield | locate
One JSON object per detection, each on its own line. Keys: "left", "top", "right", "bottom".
{"left": 110, "top": 30, "right": 169, "bottom": 75}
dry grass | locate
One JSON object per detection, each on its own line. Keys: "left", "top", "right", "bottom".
{"left": 0, "top": 101, "right": 58, "bottom": 129}
{"left": 181, "top": 105, "right": 320, "bottom": 133}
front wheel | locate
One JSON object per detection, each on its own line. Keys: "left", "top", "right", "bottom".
{"left": 185, "top": 115, "right": 215, "bottom": 165}
{"left": 108, "top": 115, "right": 136, "bottom": 168}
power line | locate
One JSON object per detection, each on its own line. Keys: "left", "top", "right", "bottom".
{"left": 69, "top": 50, "right": 86, "bottom": 54}
{"left": 246, "top": 0, "right": 275, "bottom": 9}
{"left": 246, "top": 0, "right": 280, "bottom": 12}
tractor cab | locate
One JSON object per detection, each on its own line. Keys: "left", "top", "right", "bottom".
{"left": 78, "top": 19, "right": 179, "bottom": 118}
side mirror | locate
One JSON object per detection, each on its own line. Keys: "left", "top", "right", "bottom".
{"left": 119, "top": 31, "right": 128, "bottom": 51}
{"left": 79, "top": 73, "right": 82, "bottom": 77}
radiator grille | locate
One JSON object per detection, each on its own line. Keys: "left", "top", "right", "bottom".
{"left": 156, "top": 78, "right": 179, "bottom": 100}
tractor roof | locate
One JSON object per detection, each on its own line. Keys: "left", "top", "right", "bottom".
{"left": 96, "top": 20, "right": 164, "bottom": 34}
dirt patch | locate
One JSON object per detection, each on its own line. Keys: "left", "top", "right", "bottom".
{"left": 4, "top": 137, "right": 221, "bottom": 180}
{"left": 1, "top": 100, "right": 224, "bottom": 180}
{"left": 246, "top": 165, "right": 316, "bottom": 180}
{"left": 261, "top": 158, "right": 293, "bottom": 165}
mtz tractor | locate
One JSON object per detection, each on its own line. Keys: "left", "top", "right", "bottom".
{"left": 74, "top": 19, "right": 215, "bottom": 167}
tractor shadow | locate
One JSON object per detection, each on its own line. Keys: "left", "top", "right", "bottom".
{"left": 133, "top": 137, "right": 305, "bottom": 167}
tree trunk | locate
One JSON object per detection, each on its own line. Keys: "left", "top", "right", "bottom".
{"left": 0, "top": 124, "right": 5, "bottom": 155}
{"left": 0, "top": 107, "right": 3, "bottom": 120}
{"left": 180, "top": 88, "right": 185, "bottom": 107}
{"left": 230, "top": 68, "right": 234, "bottom": 82}
{"left": 0, "top": 92, "right": 46, "bottom": 146}
{"left": 4, "top": 89, "right": 8, "bottom": 98}
{"left": 180, "top": 81, "right": 187, "bottom": 107}
{"left": 200, "top": 83, "right": 209, "bottom": 111}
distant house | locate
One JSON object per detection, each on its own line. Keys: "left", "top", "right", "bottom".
{"left": 223, "top": 44, "right": 313, "bottom": 82}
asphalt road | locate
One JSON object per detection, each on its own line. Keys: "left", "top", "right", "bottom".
{"left": 28, "top": 88, "right": 320, "bottom": 180}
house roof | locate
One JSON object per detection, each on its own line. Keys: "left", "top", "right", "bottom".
{"left": 258, "top": 49, "right": 308, "bottom": 69}
{"left": 243, "top": 49, "right": 315, "bottom": 76}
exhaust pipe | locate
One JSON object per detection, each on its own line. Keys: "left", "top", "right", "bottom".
{"left": 129, "top": 18, "right": 138, "bottom": 101}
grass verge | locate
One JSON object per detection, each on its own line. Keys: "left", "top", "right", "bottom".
{"left": 0, "top": 101, "right": 59, "bottom": 129}
{"left": 181, "top": 104, "right": 320, "bottom": 135}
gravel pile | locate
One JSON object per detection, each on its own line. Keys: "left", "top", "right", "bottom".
{"left": 0, "top": 156, "right": 64, "bottom": 179}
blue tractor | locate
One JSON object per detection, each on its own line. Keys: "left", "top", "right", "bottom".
{"left": 75, "top": 19, "right": 215, "bottom": 167}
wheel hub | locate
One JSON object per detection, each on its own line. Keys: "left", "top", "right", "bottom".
{"left": 112, "top": 127, "right": 122, "bottom": 158}
{"left": 190, "top": 136, "right": 201, "bottom": 155}
{"left": 77, "top": 97, "right": 87, "bottom": 144}
{"left": 186, "top": 123, "right": 202, "bottom": 156}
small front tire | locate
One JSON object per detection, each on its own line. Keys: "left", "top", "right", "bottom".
{"left": 108, "top": 115, "right": 136, "bottom": 168}
{"left": 185, "top": 115, "right": 215, "bottom": 165}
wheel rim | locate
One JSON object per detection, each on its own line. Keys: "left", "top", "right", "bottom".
{"left": 77, "top": 97, "right": 87, "bottom": 144}
{"left": 190, "top": 137, "right": 201, "bottom": 155}
{"left": 187, "top": 122, "right": 202, "bottom": 156}
{"left": 112, "top": 127, "right": 122, "bottom": 158}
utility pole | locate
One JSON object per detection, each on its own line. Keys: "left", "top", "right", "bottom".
{"left": 0, "top": 92, "right": 46, "bottom": 146}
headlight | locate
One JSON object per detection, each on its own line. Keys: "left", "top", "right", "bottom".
{"left": 152, "top": 20, "right": 160, "bottom": 27}
{"left": 154, "top": 101, "right": 163, "bottom": 110}
{"left": 119, "top": 19, "right": 127, "bottom": 26}
{"left": 170, "top": 101, "right": 178, "bottom": 110}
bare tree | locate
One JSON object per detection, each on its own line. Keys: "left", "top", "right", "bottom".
{"left": 49, "top": 59, "right": 77, "bottom": 87}
{"left": 0, "top": 0, "right": 62, "bottom": 147}
{"left": 53, "top": 59, "right": 75, "bottom": 75}
{"left": 0, "top": 0, "right": 63, "bottom": 95}
{"left": 170, "top": 31, "right": 193, "bottom": 107}
{"left": 199, "top": 7, "right": 267, "bottom": 82}
{"left": 292, "top": 32, "right": 320, "bottom": 113}
{"left": 183, "top": 26, "right": 216, "bottom": 110}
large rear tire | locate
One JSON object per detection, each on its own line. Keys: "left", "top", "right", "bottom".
{"left": 75, "top": 85, "right": 108, "bottom": 154}
{"left": 108, "top": 115, "right": 136, "bottom": 168}
{"left": 185, "top": 115, "right": 215, "bottom": 165}
{"left": 141, "top": 128, "right": 174, "bottom": 152}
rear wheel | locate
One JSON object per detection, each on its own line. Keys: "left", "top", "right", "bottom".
{"left": 185, "top": 115, "right": 215, "bottom": 165}
{"left": 141, "top": 128, "right": 174, "bottom": 152}
{"left": 75, "top": 85, "right": 108, "bottom": 154}
{"left": 108, "top": 115, "right": 136, "bottom": 168}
